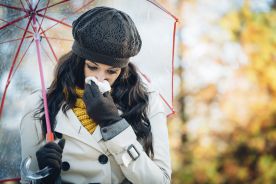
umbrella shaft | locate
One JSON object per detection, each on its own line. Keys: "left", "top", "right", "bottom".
{"left": 32, "top": 14, "right": 54, "bottom": 142}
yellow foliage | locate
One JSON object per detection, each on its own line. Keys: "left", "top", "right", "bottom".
{"left": 172, "top": 1, "right": 276, "bottom": 183}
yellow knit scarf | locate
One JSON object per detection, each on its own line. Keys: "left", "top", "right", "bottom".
{"left": 72, "top": 87, "right": 97, "bottom": 134}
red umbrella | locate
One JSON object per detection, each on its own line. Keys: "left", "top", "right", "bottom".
{"left": 0, "top": 0, "right": 178, "bottom": 182}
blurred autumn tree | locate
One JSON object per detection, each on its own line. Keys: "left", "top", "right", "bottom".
{"left": 168, "top": 0, "right": 276, "bottom": 183}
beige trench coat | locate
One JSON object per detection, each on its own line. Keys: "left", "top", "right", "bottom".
{"left": 20, "top": 89, "right": 171, "bottom": 184}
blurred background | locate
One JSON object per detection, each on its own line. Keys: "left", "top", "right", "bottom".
{"left": 161, "top": 0, "right": 276, "bottom": 183}
{"left": 1, "top": 0, "right": 276, "bottom": 183}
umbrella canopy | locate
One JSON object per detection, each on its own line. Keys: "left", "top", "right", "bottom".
{"left": 0, "top": 0, "right": 177, "bottom": 181}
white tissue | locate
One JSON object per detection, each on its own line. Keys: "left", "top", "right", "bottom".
{"left": 85, "top": 76, "right": 111, "bottom": 94}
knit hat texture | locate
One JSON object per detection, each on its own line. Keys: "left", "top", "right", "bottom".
{"left": 72, "top": 6, "right": 142, "bottom": 68}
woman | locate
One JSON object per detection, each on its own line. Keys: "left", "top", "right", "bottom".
{"left": 20, "top": 6, "right": 171, "bottom": 184}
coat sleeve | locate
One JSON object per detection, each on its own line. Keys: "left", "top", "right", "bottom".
{"left": 102, "top": 91, "right": 172, "bottom": 184}
{"left": 19, "top": 91, "right": 44, "bottom": 184}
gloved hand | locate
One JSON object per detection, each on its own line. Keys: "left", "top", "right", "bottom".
{"left": 36, "top": 139, "right": 65, "bottom": 184}
{"left": 83, "top": 81, "right": 122, "bottom": 127}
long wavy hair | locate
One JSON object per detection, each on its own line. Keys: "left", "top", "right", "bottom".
{"left": 34, "top": 51, "right": 153, "bottom": 156}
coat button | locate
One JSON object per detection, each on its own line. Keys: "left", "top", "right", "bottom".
{"left": 98, "top": 154, "right": 108, "bottom": 164}
{"left": 61, "top": 161, "right": 70, "bottom": 171}
{"left": 102, "top": 128, "right": 107, "bottom": 133}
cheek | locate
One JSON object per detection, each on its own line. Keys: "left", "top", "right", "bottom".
{"left": 111, "top": 72, "right": 121, "bottom": 84}
{"left": 84, "top": 67, "right": 95, "bottom": 78}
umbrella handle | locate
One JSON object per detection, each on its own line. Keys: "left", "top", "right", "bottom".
{"left": 21, "top": 157, "right": 63, "bottom": 183}
{"left": 21, "top": 156, "right": 52, "bottom": 180}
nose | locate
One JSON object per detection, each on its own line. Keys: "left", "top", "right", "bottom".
{"left": 95, "top": 71, "right": 106, "bottom": 82}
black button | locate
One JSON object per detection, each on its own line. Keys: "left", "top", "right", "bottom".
{"left": 54, "top": 132, "right": 63, "bottom": 139}
{"left": 61, "top": 161, "right": 70, "bottom": 171}
{"left": 102, "top": 128, "right": 107, "bottom": 133}
{"left": 98, "top": 154, "right": 108, "bottom": 164}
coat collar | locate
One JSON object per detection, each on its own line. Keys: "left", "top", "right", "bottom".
{"left": 54, "top": 108, "right": 104, "bottom": 153}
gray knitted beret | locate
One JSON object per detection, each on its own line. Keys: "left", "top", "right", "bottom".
{"left": 72, "top": 6, "right": 142, "bottom": 68}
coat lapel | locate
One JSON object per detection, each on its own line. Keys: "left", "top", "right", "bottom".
{"left": 54, "top": 108, "right": 104, "bottom": 153}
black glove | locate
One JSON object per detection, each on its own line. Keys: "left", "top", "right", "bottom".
{"left": 36, "top": 139, "right": 65, "bottom": 184}
{"left": 83, "top": 82, "right": 122, "bottom": 127}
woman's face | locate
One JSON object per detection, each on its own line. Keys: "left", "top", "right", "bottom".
{"left": 84, "top": 60, "right": 122, "bottom": 86}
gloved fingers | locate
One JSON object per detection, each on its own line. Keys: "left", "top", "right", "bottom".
{"left": 48, "top": 167, "right": 59, "bottom": 175}
{"left": 36, "top": 150, "right": 62, "bottom": 170}
{"left": 103, "top": 91, "right": 114, "bottom": 102}
{"left": 36, "top": 144, "right": 63, "bottom": 156}
{"left": 85, "top": 82, "right": 101, "bottom": 98}
{"left": 102, "top": 91, "right": 110, "bottom": 97}
{"left": 83, "top": 84, "right": 97, "bottom": 104}
{"left": 43, "top": 143, "right": 63, "bottom": 153}
{"left": 45, "top": 158, "right": 62, "bottom": 170}
{"left": 37, "top": 154, "right": 62, "bottom": 169}
{"left": 58, "top": 139, "right": 65, "bottom": 150}
{"left": 82, "top": 94, "right": 89, "bottom": 106}
{"left": 42, "top": 152, "right": 62, "bottom": 161}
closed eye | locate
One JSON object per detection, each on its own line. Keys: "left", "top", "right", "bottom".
{"left": 107, "top": 70, "right": 118, "bottom": 74}
{"left": 87, "top": 64, "right": 98, "bottom": 71}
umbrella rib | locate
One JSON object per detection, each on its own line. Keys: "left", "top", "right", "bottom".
{"left": 146, "top": 0, "right": 178, "bottom": 21}
{"left": 40, "top": 28, "right": 58, "bottom": 62}
{"left": 40, "top": 40, "right": 56, "bottom": 65}
{"left": 138, "top": 70, "right": 175, "bottom": 114}
{"left": 0, "top": 35, "right": 32, "bottom": 45}
{"left": 73, "top": 0, "right": 96, "bottom": 13}
{"left": 24, "top": 0, "right": 32, "bottom": 11}
{"left": 19, "top": 0, "right": 28, "bottom": 12}
{"left": 37, "top": 0, "right": 51, "bottom": 33}
{"left": 159, "top": 94, "right": 175, "bottom": 115}
{"left": 20, "top": 0, "right": 28, "bottom": 12}
{"left": 171, "top": 21, "right": 178, "bottom": 112}
{"left": 36, "top": 0, "right": 70, "bottom": 13}
{"left": 36, "top": 13, "right": 71, "bottom": 28}
{"left": 142, "top": 1, "right": 178, "bottom": 116}
{"left": 0, "top": 3, "right": 27, "bottom": 13}
{"left": 0, "top": 18, "right": 33, "bottom": 34}
{"left": 34, "top": 0, "right": 42, "bottom": 11}
{"left": 40, "top": 36, "right": 72, "bottom": 42}
{"left": 12, "top": 39, "right": 34, "bottom": 80}
{"left": 0, "top": 16, "right": 32, "bottom": 117}
{"left": 38, "top": 17, "right": 73, "bottom": 40}
{"left": 0, "top": 14, "right": 29, "bottom": 31}
{"left": 138, "top": 70, "right": 151, "bottom": 83}
{"left": 39, "top": 19, "right": 64, "bottom": 35}
{"left": 38, "top": 0, "right": 95, "bottom": 35}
